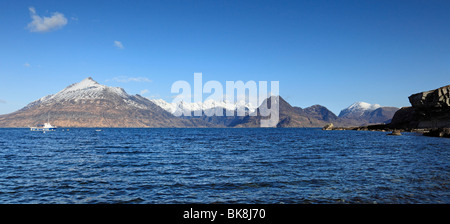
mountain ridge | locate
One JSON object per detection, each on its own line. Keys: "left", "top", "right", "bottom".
{"left": 0, "top": 77, "right": 399, "bottom": 128}
{"left": 0, "top": 77, "right": 215, "bottom": 128}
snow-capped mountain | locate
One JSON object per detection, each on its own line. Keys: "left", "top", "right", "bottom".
{"left": 0, "top": 77, "right": 399, "bottom": 128}
{"left": 338, "top": 102, "right": 381, "bottom": 118}
{"left": 0, "top": 77, "right": 214, "bottom": 127}
{"left": 338, "top": 102, "right": 398, "bottom": 124}
{"left": 24, "top": 77, "right": 149, "bottom": 110}
{"left": 150, "top": 98, "right": 258, "bottom": 115}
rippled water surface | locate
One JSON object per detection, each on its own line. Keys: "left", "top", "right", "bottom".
{"left": 0, "top": 128, "right": 448, "bottom": 203}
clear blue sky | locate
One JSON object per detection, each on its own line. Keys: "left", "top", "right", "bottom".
{"left": 0, "top": 0, "right": 449, "bottom": 115}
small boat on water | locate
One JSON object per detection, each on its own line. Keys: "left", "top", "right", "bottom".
{"left": 30, "top": 113, "right": 57, "bottom": 131}
{"left": 30, "top": 122, "right": 57, "bottom": 131}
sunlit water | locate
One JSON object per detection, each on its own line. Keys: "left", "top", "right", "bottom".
{"left": 0, "top": 128, "right": 448, "bottom": 203}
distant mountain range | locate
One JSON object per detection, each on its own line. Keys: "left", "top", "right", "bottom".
{"left": 0, "top": 77, "right": 399, "bottom": 128}
{"left": 152, "top": 96, "right": 398, "bottom": 127}
{"left": 150, "top": 98, "right": 258, "bottom": 115}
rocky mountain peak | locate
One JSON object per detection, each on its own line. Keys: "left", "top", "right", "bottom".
{"left": 64, "top": 77, "right": 101, "bottom": 91}
{"left": 31, "top": 77, "right": 130, "bottom": 107}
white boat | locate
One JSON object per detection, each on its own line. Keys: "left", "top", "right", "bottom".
{"left": 30, "top": 122, "right": 57, "bottom": 131}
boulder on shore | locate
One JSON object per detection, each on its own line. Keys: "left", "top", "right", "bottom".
{"left": 423, "top": 128, "right": 450, "bottom": 138}
{"left": 322, "top": 123, "right": 334, "bottom": 130}
{"left": 387, "top": 130, "right": 402, "bottom": 136}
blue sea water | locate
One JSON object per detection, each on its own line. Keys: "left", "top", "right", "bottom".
{"left": 0, "top": 128, "right": 448, "bottom": 204}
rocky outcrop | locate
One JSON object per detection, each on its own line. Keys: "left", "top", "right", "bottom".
{"left": 409, "top": 85, "right": 450, "bottom": 109}
{"left": 390, "top": 85, "right": 450, "bottom": 129}
{"left": 322, "top": 123, "right": 334, "bottom": 130}
{"left": 423, "top": 128, "right": 450, "bottom": 138}
{"left": 387, "top": 130, "right": 402, "bottom": 136}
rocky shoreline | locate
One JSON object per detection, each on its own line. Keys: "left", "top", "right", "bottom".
{"left": 323, "top": 123, "right": 450, "bottom": 138}
{"left": 323, "top": 84, "right": 450, "bottom": 138}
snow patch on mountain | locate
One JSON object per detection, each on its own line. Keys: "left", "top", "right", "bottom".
{"left": 149, "top": 99, "right": 175, "bottom": 113}
{"left": 24, "top": 77, "right": 148, "bottom": 110}
{"left": 150, "top": 98, "right": 258, "bottom": 114}
{"left": 339, "top": 102, "right": 381, "bottom": 118}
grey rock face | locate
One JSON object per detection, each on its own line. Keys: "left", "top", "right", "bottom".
{"left": 409, "top": 85, "right": 450, "bottom": 109}
{"left": 390, "top": 85, "right": 450, "bottom": 129}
